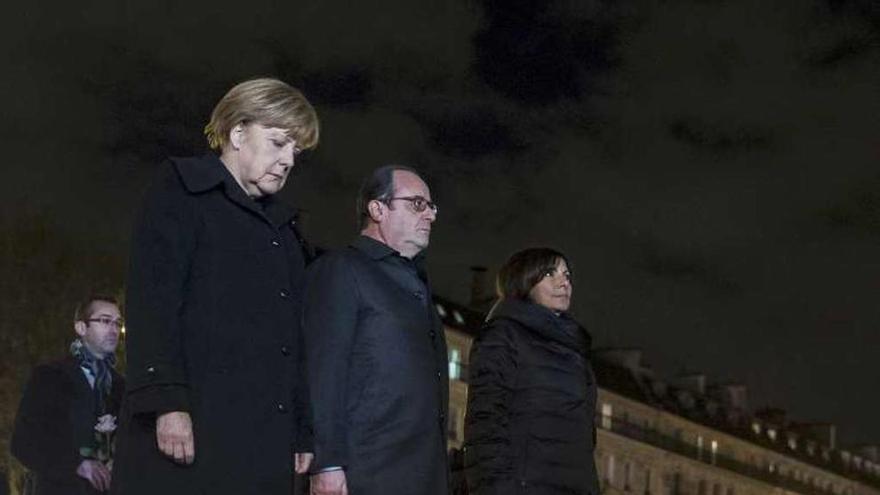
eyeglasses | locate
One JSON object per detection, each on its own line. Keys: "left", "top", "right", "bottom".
{"left": 384, "top": 196, "right": 439, "bottom": 214}
{"left": 87, "top": 317, "right": 125, "bottom": 329}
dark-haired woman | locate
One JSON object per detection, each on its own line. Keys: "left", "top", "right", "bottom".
{"left": 464, "top": 248, "right": 599, "bottom": 495}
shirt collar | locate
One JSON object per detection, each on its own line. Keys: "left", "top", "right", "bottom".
{"left": 350, "top": 235, "right": 428, "bottom": 271}
{"left": 351, "top": 235, "right": 398, "bottom": 260}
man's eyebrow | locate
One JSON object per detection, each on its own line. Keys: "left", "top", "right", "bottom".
{"left": 91, "top": 312, "right": 118, "bottom": 318}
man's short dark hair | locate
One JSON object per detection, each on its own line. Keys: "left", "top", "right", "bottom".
{"left": 356, "top": 165, "right": 421, "bottom": 230}
{"left": 74, "top": 294, "right": 120, "bottom": 323}
{"left": 497, "top": 247, "right": 571, "bottom": 300}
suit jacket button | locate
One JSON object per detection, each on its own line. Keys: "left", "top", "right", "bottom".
{"left": 280, "top": 289, "right": 290, "bottom": 298}
{"left": 146, "top": 366, "right": 156, "bottom": 374}
{"left": 271, "top": 239, "right": 281, "bottom": 247}
{"left": 277, "top": 403, "right": 287, "bottom": 413}
{"left": 281, "top": 346, "right": 291, "bottom": 356}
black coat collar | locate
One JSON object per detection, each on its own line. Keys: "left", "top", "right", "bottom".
{"left": 351, "top": 235, "right": 430, "bottom": 283}
{"left": 171, "top": 154, "right": 298, "bottom": 228}
{"left": 488, "top": 298, "right": 591, "bottom": 355}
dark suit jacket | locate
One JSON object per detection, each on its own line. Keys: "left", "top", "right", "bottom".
{"left": 302, "top": 236, "right": 450, "bottom": 495}
{"left": 11, "top": 356, "right": 124, "bottom": 495}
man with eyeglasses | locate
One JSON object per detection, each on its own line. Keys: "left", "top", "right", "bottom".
{"left": 12, "top": 295, "right": 125, "bottom": 494}
{"left": 303, "top": 165, "right": 449, "bottom": 495}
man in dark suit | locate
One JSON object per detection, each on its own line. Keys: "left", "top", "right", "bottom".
{"left": 12, "top": 295, "right": 125, "bottom": 494}
{"left": 303, "top": 166, "right": 450, "bottom": 495}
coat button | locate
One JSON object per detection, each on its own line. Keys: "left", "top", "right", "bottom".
{"left": 146, "top": 366, "right": 156, "bottom": 374}
{"left": 281, "top": 346, "right": 290, "bottom": 356}
{"left": 271, "top": 239, "right": 281, "bottom": 247}
{"left": 437, "top": 371, "right": 443, "bottom": 379}
{"left": 429, "top": 330, "right": 436, "bottom": 338}
{"left": 277, "top": 403, "right": 287, "bottom": 413}
{"left": 280, "top": 289, "right": 290, "bottom": 298}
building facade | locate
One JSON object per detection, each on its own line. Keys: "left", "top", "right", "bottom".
{"left": 435, "top": 296, "right": 880, "bottom": 495}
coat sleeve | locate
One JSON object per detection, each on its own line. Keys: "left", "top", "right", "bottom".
{"left": 123, "top": 165, "right": 200, "bottom": 415}
{"left": 463, "top": 321, "right": 520, "bottom": 494}
{"left": 301, "top": 253, "right": 361, "bottom": 471}
{"left": 11, "top": 365, "right": 81, "bottom": 480}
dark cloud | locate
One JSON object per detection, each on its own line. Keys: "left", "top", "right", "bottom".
{"left": 473, "top": 0, "right": 619, "bottom": 104}
{"left": 409, "top": 103, "right": 525, "bottom": 160}
{"left": 668, "top": 118, "right": 774, "bottom": 154}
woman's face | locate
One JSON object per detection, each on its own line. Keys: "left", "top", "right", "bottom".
{"left": 528, "top": 258, "right": 572, "bottom": 312}
{"left": 231, "top": 123, "right": 300, "bottom": 198}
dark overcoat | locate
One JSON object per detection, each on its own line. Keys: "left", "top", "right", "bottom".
{"left": 112, "top": 155, "right": 313, "bottom": 495}
{"left": 11, "top": 357, "right": 125, "bottom": 495}
{"left": 464, "top": 298, "right": 599, "bottom": 495}
{"left": 302, "top": 236, "right": 450, "bottom": 495}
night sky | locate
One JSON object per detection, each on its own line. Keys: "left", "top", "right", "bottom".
{"left": 2, "top": 0, "right": 878, "bottom": 446}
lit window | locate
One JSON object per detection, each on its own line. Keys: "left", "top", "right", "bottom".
{"left": 435, "top": 304, "right": 447, "bottom": 317}
{"left": 751, "top": 421, "right": 762, "bottom": 435}
{"left": 767, "top": 428, "right": 777, "bottom": 441}
{"left": 788, "top": 436, "right": 797, "bottom": 450}
{"left": 601, "top": 403, "right": 613, "bottom": 429}
{"left": 710, "top": 440, "right": 718, "bottom": 465}
{"left": 448, "top": 348, "right": 461, "bottom": 380}
{"left": 453, "top": 310, "right": 464, "bottom": 324}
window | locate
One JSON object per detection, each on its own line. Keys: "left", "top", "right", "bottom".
{"left": 698, "top": 480, "right": 708, "bottom": 495}
{"left": 607, "top": 455, "right": 616, "bottom": 486}
{"left": 448, "top": 348, "right": 461, "bottom": 381}
{"left": 697, "top": 435, "right": 704, "bottom": 461}
{"left": 767, "top": 428, "right": 777, "bottom": 441}
{"left": 601, "top": 403, "right": 613, "bottom": 429}
{"left": 751, "top": 421, "right": 762, "bottom": 435}
{"left": 624, "top": 462, "right": 632, "bottom": 491}
{"left": 710, "top": 440, "right": 718, "bottom": 465}
{"left": 453, "top": 310, "right": 464, "bottom": 324}
{"left": 435, "top": 304, "right": 447, "bottom": 317}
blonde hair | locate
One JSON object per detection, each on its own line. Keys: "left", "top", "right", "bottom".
{"left": 204, "top": 78, "right": 319, "bottom": 151}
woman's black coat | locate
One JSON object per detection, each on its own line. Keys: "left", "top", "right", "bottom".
{"left": 463, "top": 298, "right": 599, "bottom": 495}
{"left": 112, "top": 155, "right": 313, "bottom": 495}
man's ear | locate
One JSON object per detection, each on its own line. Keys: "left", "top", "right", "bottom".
{"left": 368, "top": 199, "right": 384, "bottom": 222}
{"left": 74, "top": 321, "right": 87, "bottom": 338}
{"left": 228, "top": 123, "right": 245, "bottom": 150}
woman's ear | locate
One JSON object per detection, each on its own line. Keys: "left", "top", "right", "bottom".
{"left": 229, "top": 123, "right": 245, "bottom": 150}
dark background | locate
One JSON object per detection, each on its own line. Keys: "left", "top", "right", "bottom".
{"left": 1, "top": 0, "right": 878, "bottom": 481}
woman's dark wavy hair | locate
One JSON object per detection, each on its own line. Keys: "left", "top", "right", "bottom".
{"left": 496, "top": 247, "right": 570, "bottom": 300}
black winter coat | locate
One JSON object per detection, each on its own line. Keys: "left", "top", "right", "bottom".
{"left": 112, "top": 155, "right": 313, "bottom": 495}
{"left": 302, "top": 236, "right": 450, "bottom": 495}
{"left": 11, "top": 357, "right": 124, "bottom": 495}
{"left": 463, "top": 298, "right": 599, "bottom": 495}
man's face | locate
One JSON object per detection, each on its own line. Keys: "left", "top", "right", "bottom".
{"left": 234, "top": 123, "right": 299, "bottom": 198}
{"left": 74, "top": 301, "right": 121, "bottom": 359}
{"left": 379, "top": 171, "right": 437, "bottom": 257}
